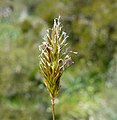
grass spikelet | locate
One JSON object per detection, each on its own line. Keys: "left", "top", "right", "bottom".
{"left": 39, "top": 16, "right": 77, "bottom": 120}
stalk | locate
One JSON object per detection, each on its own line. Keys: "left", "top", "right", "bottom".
{"left": 51, "top": 97, "right": 55, "bottom": 120}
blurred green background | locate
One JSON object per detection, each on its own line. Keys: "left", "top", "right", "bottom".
{"left": 0, "top": 0, "right": 117, "bottom": 120}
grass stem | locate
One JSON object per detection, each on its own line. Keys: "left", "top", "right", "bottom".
{"left": 51, "top": 97, "right": 55, "bottom": 120}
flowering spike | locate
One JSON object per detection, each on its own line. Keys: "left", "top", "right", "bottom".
{"left": 39, "top": 16, "right": 77, "bottom": 120}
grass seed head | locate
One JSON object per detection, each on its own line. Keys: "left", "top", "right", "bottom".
{"left": 39, "top": 16, "right": 77, "bottom": 98}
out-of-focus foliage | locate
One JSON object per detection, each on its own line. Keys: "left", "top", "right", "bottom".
{"left": 0, "top": 0, "right": 117, "bottom": 120}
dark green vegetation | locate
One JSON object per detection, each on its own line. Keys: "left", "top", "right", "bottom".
{"left": 0, "top": 0, "right": 117, "bottom": 120}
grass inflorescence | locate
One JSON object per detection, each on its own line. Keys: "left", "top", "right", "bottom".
{"left": 39, "top": 16, "right": 77, "bottom": 120}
